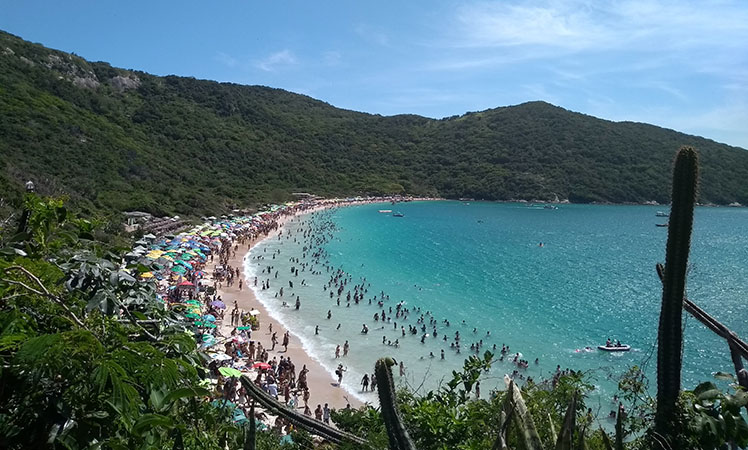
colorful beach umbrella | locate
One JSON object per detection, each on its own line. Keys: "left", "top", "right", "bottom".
{"left": 252, "top": 362, "right": 272, "bottom": 370}
{"left": 211, "top": 300, "right": 226, "bottom": 309}
{"left": 237, "top": 326, "right": 251, "bottom": 331}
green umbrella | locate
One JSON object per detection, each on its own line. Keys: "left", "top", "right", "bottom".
{"left": 185, "top": 312, "right": 201, "bottom": 319}
{"left": 219, "top": 367, "right": 243, "bottom": 378}
{"left": 172, "top": 266, "right": 186, "bottom": 273}
{"left": 194, "top": 321, "right": 204, "bottom": 326}
{"left": 237, "top": 326, "right": 251, "bottom": 330}
{"left": 204, "top": 323, "right": 217, "bottom": 328}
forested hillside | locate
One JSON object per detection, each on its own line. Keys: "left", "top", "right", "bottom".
{"left": 2, "top": 30, "right": 748, "bottom": 216}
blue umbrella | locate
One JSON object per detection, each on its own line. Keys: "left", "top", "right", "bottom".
{"left": 204, "top": 314, "right": 216, "bottom": 322}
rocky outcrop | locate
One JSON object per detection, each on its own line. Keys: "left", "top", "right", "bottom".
{"left": 110, "top": 74, "right": 141, "bottom": 92}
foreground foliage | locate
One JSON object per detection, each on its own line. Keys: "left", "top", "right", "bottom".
{"left": 0, "top": 196, "right": 292, "bottom": 449}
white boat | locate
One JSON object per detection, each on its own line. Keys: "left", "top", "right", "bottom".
{"left": 656, "top": 211, "right": 669, "bottom": 217}
{"left": 378, "top": 209, "right": 392, "bottom": 213}
{"left": 598, "top": 344, "right": 631, "bottom": 352}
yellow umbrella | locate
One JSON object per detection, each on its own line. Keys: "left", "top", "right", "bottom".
{"left": 141, "top": 272, "right": 155, "bottom": 279}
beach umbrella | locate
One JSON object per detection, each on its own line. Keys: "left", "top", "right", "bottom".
{"left": 219, "top": 367, "right": 243, "bottom": 378}
{"left": 252, "top": 362, "right": 272, "bottom": 370}
{"left": 204, "top": 323, "right": 217, "bottom": 328}
{"left": 171, "top": 266, "right": 186, "bottom": 274}
{"left": 204, "top": 314, "right": 216, "bottom": 322}
{"left": 211, "top": 300, "right": 226, "bottom": 309}
{"left": 248, "top": 309, "right": 261, "bottom": 316}
{"left": 140, "top": 272, "right": 155, "bottom": 279}
{"left": 237, "top": 326, "right": 251, "bottom": 331}
{"left": 185, "top": 312, "right": 201, "bottom": 319}
{"left": 176, "top": 260, "right": 193, "bottom": 270}
{"left": 143, "top": 233, "right": 157, "bottom": 240}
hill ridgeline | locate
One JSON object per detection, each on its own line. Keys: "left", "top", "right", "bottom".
{"left": 1, "top": 30, "right": 747, "bottom": 217}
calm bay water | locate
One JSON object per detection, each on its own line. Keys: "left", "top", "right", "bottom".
{"left": 245, "top": 201, "right": 748, "bottom": 410}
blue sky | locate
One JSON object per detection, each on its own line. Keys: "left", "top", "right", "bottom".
{"left": 2, "top": 0, "right": 747, "bottom": 148}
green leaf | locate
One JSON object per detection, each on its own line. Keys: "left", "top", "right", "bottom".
{"left": 131, "top": 413, "right": 173, "bottom": 436}
{"left": 163, "top": 387, "right": 211, "bottom": 405}
{"left": 694, "top": 382, "right": 721, "bottom": 401}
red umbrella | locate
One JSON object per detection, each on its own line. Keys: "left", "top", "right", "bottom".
{"left": 252, "top": 362, "right": 272, "bottom": 370}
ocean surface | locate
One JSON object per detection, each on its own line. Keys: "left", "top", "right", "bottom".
{"left": 245, "top": 201, "right": 748, "bottom": 412}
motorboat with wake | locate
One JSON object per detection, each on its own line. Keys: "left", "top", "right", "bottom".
{"left": 598, "top": 343, "right": 631, "bottom": 352}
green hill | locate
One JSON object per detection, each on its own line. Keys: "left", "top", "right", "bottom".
{"left": 2, "top": 30, "right": 747, "bottom": 216}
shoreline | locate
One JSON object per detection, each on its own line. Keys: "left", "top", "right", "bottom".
{"left": 212, "top": 201, "right": 399, "bottom": 410}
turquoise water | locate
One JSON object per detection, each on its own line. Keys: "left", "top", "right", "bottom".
{"left": 245, "top": 201, "right": 748, "bottom": 411}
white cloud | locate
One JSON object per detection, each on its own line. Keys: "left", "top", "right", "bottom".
{"left": 256, "top": 50, "right": 297, "bottom": 72}
{"left": 452, "top": 0, "right": 748, "bottom": 53}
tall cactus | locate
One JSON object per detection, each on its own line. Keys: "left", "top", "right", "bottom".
{"left": 655, "top": 146, "right": 698, "bottom": 439}
{"left": 375, "top": 357, "right": 416, "bottom": 450}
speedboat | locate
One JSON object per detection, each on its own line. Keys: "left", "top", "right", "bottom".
{"left": 598, "top": 344, "right": 631, "bottom": 352}
{"left": 393, "top": 212, "right": 404, "bottom": 217}
{"left": 656, "top": 211, "right": 669, "bottom": 217}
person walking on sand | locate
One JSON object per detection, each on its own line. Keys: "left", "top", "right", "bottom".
{"left": 303, "top": 388, "right": 310, "bottom": 408}
{"left": 282, "top": 332, "right": 289, "bottom": 352}
{"left": 271, "top": 332, "right": 278, "bottom": 351}
{"left": 323, "top": 403, "right": 331, "bottom": 424}
{"left": 314, "top": 404, "right": 323, "bottom": 421}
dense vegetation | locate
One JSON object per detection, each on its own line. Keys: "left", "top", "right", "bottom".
{"left": 2, "top": 30, "right": 748, "bottom": 218}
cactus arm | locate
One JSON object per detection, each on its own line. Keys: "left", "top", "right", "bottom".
{"left": 655, "top": 146, "right": 698, "bottom": 440}
{"left": 375, "top": 357, "right": 416, "bottom": 450}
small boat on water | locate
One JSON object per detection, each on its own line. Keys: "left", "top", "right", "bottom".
{"left": 656, "top": 223, "right": 669, "bottom": 227}
{"left": 378, "top": 209, "right": 392, "bottom": 213}
{"left": 656, "top": 211, "right": 669, "bottom": 217}
{"left": 393, "top": 212, "right": 404, "bottom": 217}
{"left": 598, "top": 344, "right": 631, "bottom": 352}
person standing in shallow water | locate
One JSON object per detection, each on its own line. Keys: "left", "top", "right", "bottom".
{"left": 361, "top": 373, "right": 369, "bottom": 391}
